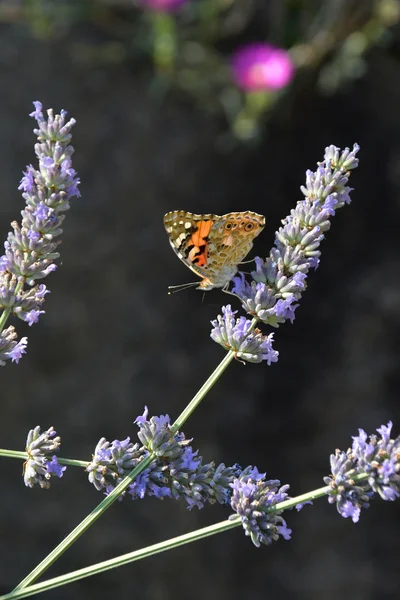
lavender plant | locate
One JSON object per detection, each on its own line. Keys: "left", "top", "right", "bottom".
{"left": 1, "top": 118, "right": 398, "bottom": 599}
{"left": 2, "top": 411, "right": 398, "bottom": 599}
{"left": 0, "top": 101, "right": 80, "bottom": 365}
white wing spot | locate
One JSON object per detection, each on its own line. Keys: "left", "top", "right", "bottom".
{"left": 184, "top": 222, "right": 191, "bottom": 229}
{"left": 177, "top": 233, "right": 187, "bottom": 245}
{"left": 179, "top": 220, "right": 184, "bottom": 225}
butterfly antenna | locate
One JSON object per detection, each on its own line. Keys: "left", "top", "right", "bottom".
{"left": 167, "top": 282, "right": 199, "bottom": 295}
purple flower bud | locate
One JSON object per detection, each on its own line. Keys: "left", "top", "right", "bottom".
{"left": 231, "top": 43, "right": 294, "bottom": 91}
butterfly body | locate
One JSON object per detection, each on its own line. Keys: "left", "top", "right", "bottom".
{"left": 163, "top": 210, "right": 265, "bottom": 290}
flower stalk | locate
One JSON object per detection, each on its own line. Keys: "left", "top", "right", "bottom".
{"left": 0, "top": 481, "right": 358, "bottom": 600}
{"left": 0, "top": 101, "right": 80, "bottom": 365}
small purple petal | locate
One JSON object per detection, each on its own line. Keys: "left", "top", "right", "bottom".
{"left": 46, "top": 456, "right": 66, "bottom": 478}
{"left": 8, "top": 337, "right": 28, "bottom": 363}
{"left": 29, "top": 101, "right": 44, "bottom": 121}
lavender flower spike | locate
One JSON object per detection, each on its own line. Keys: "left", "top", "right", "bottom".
{"left": 23, "top": 426, "right": 66, "bottom": 488}
{"left": 210, "top": 305, "right": 278, "bottom": 364}
{"left": 87, "top": 407, "right": 241, "bottom": 509}
{"left": 229, "top": 466, "right": 292, "bottom": 547}
{"left": 324, "top": 422, "right": 399, "bottom": 522}
{"left": 0, "top": 101, "right": 80, "bottom": 364}
{"left": 324, "top": 448, "right": 373, "bottom": 523}
{"left": 352, "top": 422, "right": 400, "bottom": 501}
{"left": 233, "top": 144, "right": 359, "bottom": 327}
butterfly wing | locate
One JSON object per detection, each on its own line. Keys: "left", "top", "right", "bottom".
{"left": 164, "top": 210, "right": 265, "bottom": 289}
{"left": 206, "top": 211, "right": 266, "bottom": 272}
{"left": 163, "top": 211, "right": 218, "bottom": 281}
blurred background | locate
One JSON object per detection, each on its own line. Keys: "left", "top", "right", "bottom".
{"left": 0, "top": 0, "right": 400, "bottom": 598}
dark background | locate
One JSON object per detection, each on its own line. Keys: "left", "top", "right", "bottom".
{"left": 1, "top": 2, "right": 399, "bottom": 599}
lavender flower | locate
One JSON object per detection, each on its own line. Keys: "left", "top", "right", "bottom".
{"left": 0, "top": 326, "right": 27, "bottom": 365}
{"left": 23, "top": 426, "right": 66, "bottom": 489}
{"left": 137, "top": 0, "right": 188, "bottom": 12}
{"left": 229, "top": 466, "right": 292, "bottom": 547}
{"left": 135, "top": 406, "right": 183, "bottom": 460}
{"left": 352, "top": 422, "right": 400, "bottom": 501}
{"left": 324, "top": 422, "right": 399, "bottom": 522}
{"left": 231, "top": 43, "right": 294, "bottom": 91}
{"left": 232, "top": 145, "right": 360, "bottom": 327}
{"left": 0, "top": 101, "right": 79, "bottom": 365}
{"left": 87, "top": 407, "right": 241, "bottom": 509}
{"left": 87, "top": 437, "right": 143, "bottom": 496}
{"left": 232, "top": 270, "right": 301, "bottom": 328}
{"left": 210, "top": 305, "right": 278, "bottom": 364}
{"left": 324, "top": 448, "right": 373, "bottom": 523}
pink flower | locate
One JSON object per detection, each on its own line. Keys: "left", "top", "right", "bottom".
{"left": 231, "top": 43, "right": 294, "bottom": 91}
{"left": 137, "top": 0, "right": 188, "bottom": 12}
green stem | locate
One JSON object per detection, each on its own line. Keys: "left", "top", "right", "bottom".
{"left": 1, "top": 520, "right": 239, "bottom": 600}
{"left": 12, "top": 344, "right": 240, "bottom": 591}
{"left": 171, "top": 318, "right": 258, "bottom": 432}
{"left": 11, "top": 453, "right": 154, "bottom": 592}
{"left": 0, "top": 280, "right": 25, "bottom": 334}
{"left": 0, "top": 449, "right": 87, "bottom": 469}
{"left": 171, "top": 350, "right": 235, "bottom": 432}
{"left": 3, "top": 478, "right": 368, "bottom": 600}
{"left": 0, "top": 308, "right": 11, "bottom": 334}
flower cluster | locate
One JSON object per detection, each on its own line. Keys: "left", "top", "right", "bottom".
{"left": 324, "top": 422, "right": 399, "bottom": 522}
{"left": 234, "top": 144, "right": 359, "bottom": 325}
{"left": 0, "top": 101, "right": 79, "bottom": 365}
{"left": 26, "top": 411, "right": 398, "bottom": 546}
{"left": 229, "top": 467, "right": 292, "bottom": 547}
{"left": 87, "top": 407, "right": 292, "bottom": 545}
{"left": 87, "top": 407, "right": 241, "bottom": 509}
{"left": 352, "top": 422, "right": 400, "bottom": 501}
{"left": 211, "top": 144, "right": 360, "bottom": 363}
{"left": 210, "top": 305, "right": 278, "bottom": 364}
{"left": 23, "top": 426, "right": 66, "bottom": 489}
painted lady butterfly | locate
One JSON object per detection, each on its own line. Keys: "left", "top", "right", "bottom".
{"left": 164, "top": 210, "right": 265, "bottom": 290}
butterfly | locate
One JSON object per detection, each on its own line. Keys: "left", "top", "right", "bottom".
{"left": 163, "top": 210, "right": 265, "bottom": 291}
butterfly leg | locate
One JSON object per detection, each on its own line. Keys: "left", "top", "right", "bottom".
{"left": 221, "top": 285, "right": 239, "bottom": 298}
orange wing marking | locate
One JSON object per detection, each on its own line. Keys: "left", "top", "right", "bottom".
{"left": 187, "top": 220, "right": 213, "bottom": 267}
